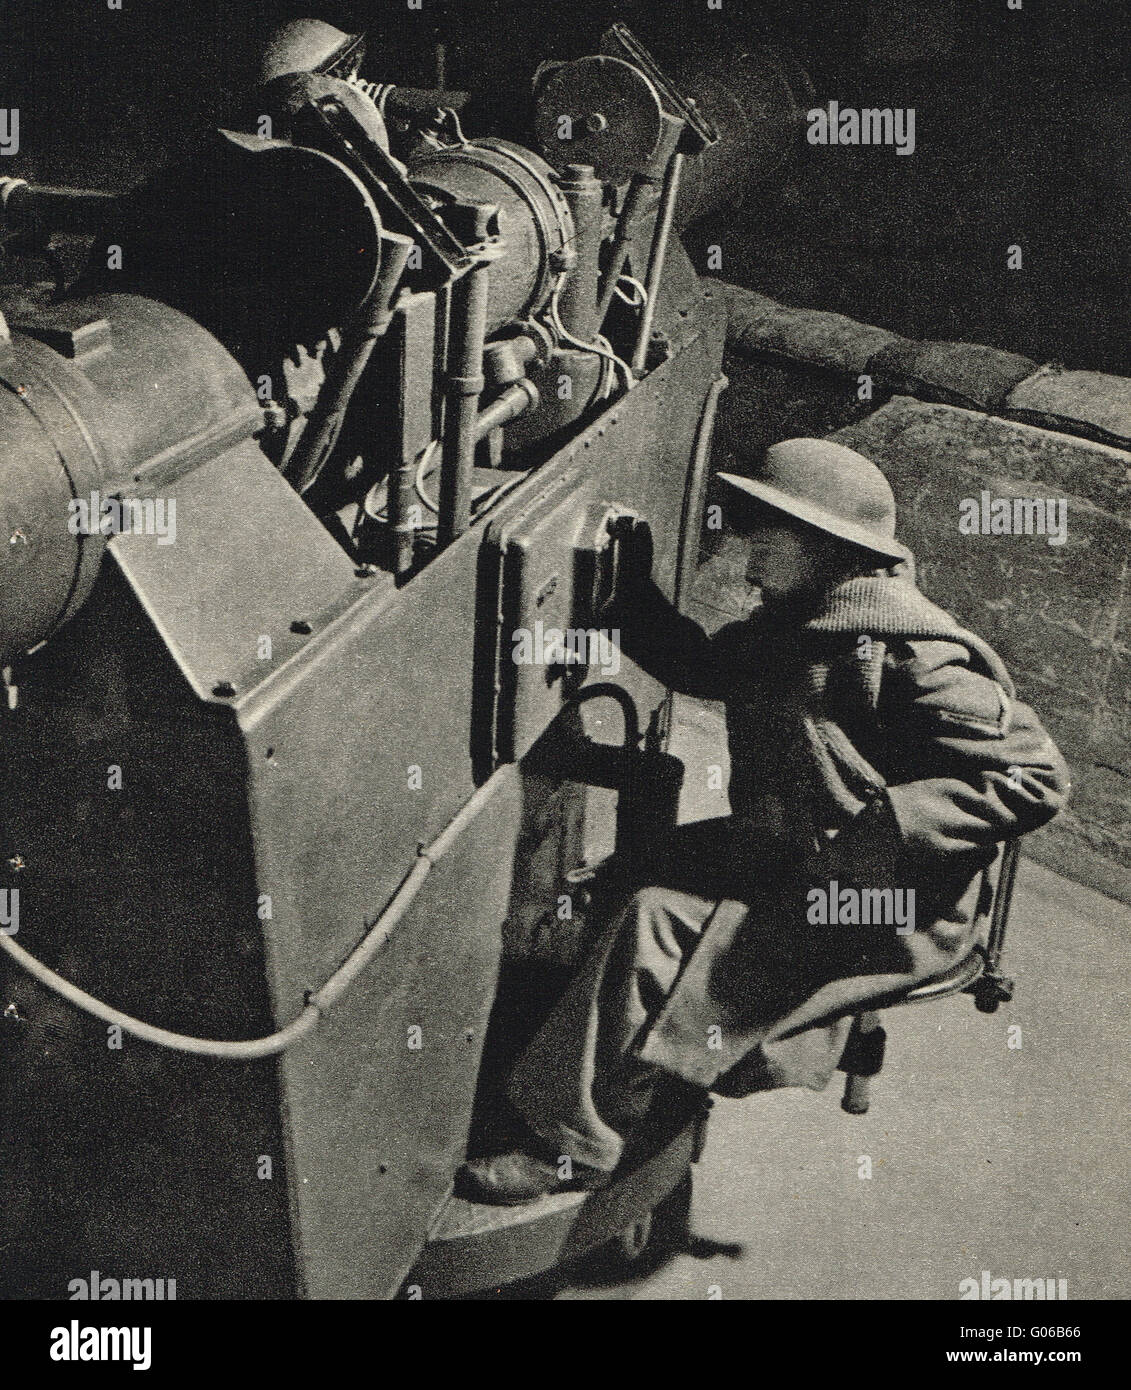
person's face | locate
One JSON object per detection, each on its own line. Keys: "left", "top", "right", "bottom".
{"left": 743, "top": 519, "right": 831, "bottom": 599}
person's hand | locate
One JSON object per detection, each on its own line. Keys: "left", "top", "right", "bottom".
{"left": 619, "top": 516, "right": 654, "bottom": 590}
{"left": 809, "top": 795, "right": 902, "bottom": 886}
{"left": 602, "top": 517, "right": 655, "bottom": 625}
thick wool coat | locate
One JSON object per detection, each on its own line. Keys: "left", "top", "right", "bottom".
{"left": 615, "top": 572, "right": 1071, "bottom": 1094}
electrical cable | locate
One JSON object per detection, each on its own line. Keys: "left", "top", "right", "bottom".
{"left": 414, "top": 438, "right": 442, "bottom": 514}
{"left": 472, "top": 468, "right": 528, "bottom": 513}
{"left": 614, "top": 273, "right": 648, "bottom": 308}
{"left": 0, "top": 776, "right": 503, "bottom": 1058}
{"left": 546, "top": 274, "right": 636, "bottom": 393}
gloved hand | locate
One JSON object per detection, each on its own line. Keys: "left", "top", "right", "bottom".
{"left": 617, "top": 515, "right": 655, "bottom": 594}
{"left": 806, "top": 793, "right": 902, "bottom": 887}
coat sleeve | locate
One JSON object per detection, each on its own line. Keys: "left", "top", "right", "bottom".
{"left": 609, "top": 576, "right": 759, "bottom": 702}
{"left": 819, "top": 639, "right": 1071, "bottom": 879}
{"left": 877, "top": 639, "right": 1071, "bottom": 861}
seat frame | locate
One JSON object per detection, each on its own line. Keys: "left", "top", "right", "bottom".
{"left": 839, "top": 837, "right": 1023, "bottom": 1115}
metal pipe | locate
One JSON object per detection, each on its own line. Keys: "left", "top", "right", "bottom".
{"left": 384, "top": 290, "right": 437, "bottom": 580}
{"left": 374, "top": 85, "right": 471, "bottom": 124}
{"left": 596, "top": 174, "right": 651, "bottom": 327}
{"left": 631, "top": 151, "right": 683, "bottom": 377}
{"left": 986, "top": 837, "right": 1022, "bottom": 968}
{"left": 438, "top": 261, "right": 491, "bottom": 546}
{"left": 674, "top": 371, "right": 729, "bottom": 612}
{"left": 289, "top": 333, "right": 376, "bottom": 494}
{"left": 556, "top": 164, "right": 604, "bottom": 342}
{"left": 290, "top": 234, "right": 413, "bottom": 495}
{"left": 482, "top": 333, "right": 538, "bottom": 388}
{"left": 474, "top": 379, "right": 540, "bottom": 441}
{"left": 389, "top": 460, "right": 417, "bottom": 577}
{"left": 0, "top": 179, "right": 119, "bottom": 235}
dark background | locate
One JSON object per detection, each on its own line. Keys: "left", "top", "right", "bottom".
{"left": 1, "top": 0, "right": 1128, "bottom": 370}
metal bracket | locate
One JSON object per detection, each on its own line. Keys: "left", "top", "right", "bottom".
{"left": 971, "top": 969, "right": 1015, "bottom": 1014}
{"left": 599, "top": 23, "right": 719, "bottom": 153}
{"left": 293, "top": 77, "right": 474, "bottom": 279}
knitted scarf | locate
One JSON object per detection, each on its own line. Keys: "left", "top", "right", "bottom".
{"left": 803, "top": 573, "right": 1015, "bottom": 702}
{"left": 778, "top": 572, "right": 1015, "bottom": 828}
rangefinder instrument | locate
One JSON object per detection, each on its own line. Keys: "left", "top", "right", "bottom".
{"left": 0, "top": 17, "right": 811, "bottom": 1300}
{"left": 0, "top": 5, "right": 1121, "bottom": 1331}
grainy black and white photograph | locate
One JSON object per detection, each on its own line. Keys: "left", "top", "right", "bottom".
{"left": 0, "top": 0, "right": 1126, "bottom": 1348}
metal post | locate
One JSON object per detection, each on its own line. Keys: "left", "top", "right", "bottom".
{"left": 556, "top": 164, "right": 604, "bottom": 342}
{"left": 596, "top": 174, "right": 651, "bottom": 328}
{"left": 631, "top": 151, "right": 683, "bottom": 377}
{"left": 438, "top": 261, "right": 491, "bottom": 547}
{"left": 386, "top": 290, "right": 436, "bottom": 579}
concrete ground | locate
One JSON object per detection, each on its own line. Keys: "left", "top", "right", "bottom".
{"left": 555, "top": 698, "right": 1131, "bottom": 1300}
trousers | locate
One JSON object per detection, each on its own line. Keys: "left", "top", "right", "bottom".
{"left": 505, "top": 817, "right": 798, "bottom": 1171}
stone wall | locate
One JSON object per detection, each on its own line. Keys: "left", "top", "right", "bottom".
{"left": 711, "top": 284, "right": 1131, "bottom": 904}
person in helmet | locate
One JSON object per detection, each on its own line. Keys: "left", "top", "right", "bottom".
{"left": 460, "top": 438, "right": 1070, "bottom": 1204}
{"left": 256, "top": 18, "right": 367, "bottom": 84}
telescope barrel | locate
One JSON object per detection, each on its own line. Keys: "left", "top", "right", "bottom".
{"left": 0, "top": 294, "right": 261, "bottom": 662}
{"left": 0, "top": 179, "right": 120, "bottom": 237}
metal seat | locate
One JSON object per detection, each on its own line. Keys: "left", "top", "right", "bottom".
{"left": 839, "top": 837, "right": 1023, "bottom": 1114}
